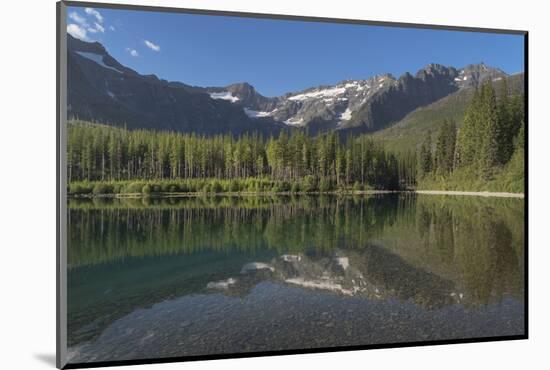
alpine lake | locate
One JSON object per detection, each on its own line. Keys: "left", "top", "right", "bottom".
{"left": 66, "top": 193, "right": 525, "bottom": 363}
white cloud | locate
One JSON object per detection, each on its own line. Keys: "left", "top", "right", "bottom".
{"left": 94, "top": 22, "right": 105, "bottom": 33}
{"left": 109, "top": 25, "right": 116, "bottom": 31}
{"left": 67, "top": 9, "right": 110, "bottom": 40}
{"left": 84, "top": 22, "right": 105, "bottom": 34}
{"left": 69, "top": 12, "right": 89, "bottom": 28}
{"left": 67, "top": 23, "right": 87, "bottom": 40}
{"left": 85, "top": 7, "right": 103, "bottom": 23}
{"left": 126, "top": 48, "right": 139, "bottom": 57}
{"left": 144, "top": 40, "right": 160, "bottom": 52}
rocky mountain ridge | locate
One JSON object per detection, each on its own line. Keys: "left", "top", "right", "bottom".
{"left": 67, "top": 34, "right": 510, "bottom": 135}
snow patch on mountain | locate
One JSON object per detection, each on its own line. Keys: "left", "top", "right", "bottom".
{"left": 209, "top": 91, "right": 240, "bottom": 103}
{"left": 244, "top": 108, "right": 273, "bottom": 118}
{"left": 75, "top": 51, "right": 123, "bottom": 73}
{"left": 284, "top": 117, "right": 305, "bottom": 126}
{"left": 339, "top": 107, "right": 353, "bottom": 121}
{"left": 288, "top": 86, "right": 347, "bottom": 101}
{"left": 268, "top": 77, "right": 399, "bottom": 127}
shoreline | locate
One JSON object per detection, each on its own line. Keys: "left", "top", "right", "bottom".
{"left": 68, "top": 189, "right": 524, "bottom": 199}
{"left": 69, "top": 190, "right": 399, "bottom": 199}
{"left": 414, "top": 190, "right": 524, "bottom": 198}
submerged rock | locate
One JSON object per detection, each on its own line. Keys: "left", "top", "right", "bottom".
{"left": 206, "top": 278, "right": 237, "bottom": 290}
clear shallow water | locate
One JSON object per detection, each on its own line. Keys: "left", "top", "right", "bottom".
{"left": 67, "top": 194, "right": 525, "bottom": 363}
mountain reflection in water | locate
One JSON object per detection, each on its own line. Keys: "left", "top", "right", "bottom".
{"left": 67, "top": 194, "right": 524, "bottom": 364}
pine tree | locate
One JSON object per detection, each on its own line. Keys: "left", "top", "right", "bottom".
{"left": 417, "top": 131, "right": 432, "bottom": 177}
{"left": 496, "top": 78, "right": 514, "bottom": 165}
{"left": 435, "top": 119, "right": 457, "bottom": 175}
{"left": 455, "top": 88, "right": 481, "bottom": 168}
{"left": 515, "top": 120, "right": 525, "bottom": 152}
{"left": 509, "top": 94, "right": 524, "bottom": 137}
{"left": 447, "top": 120, "right": 457, "bottom": 173}
{"left": 478, "top": 82, "right": 499, "bottom": 179}
{"left": 435, "top": 120, "right": 448, "bottom": 175}
{"left": 425, "top": 131, "right": 433, "bottom": 174}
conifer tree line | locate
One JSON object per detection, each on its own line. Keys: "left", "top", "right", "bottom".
{"left": 67, "top": 79, "right": 523, "bottom": 194}
{"left": 417, "top": 80, "right": 524, "bottom": 180}
{"left": 68, "top": 122, "right": 417, "bottom": 190}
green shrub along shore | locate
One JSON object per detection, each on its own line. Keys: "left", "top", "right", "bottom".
{"left": 416, "top": 150, "right": 524, "bottom": 194}
{"left": 68, "top": 177, "right": 377, "bottom": 197}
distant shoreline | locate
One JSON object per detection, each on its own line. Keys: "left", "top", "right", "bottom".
{"left": 68, "top": 190, "right": 399, "bottom": 199}
{"left": 68, "top": 189, "right": 524, "bottom": 199}
{"left": 414, "top": 190, "right": 524, "bottom": 198}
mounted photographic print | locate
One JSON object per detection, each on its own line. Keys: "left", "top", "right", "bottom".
{"left": 56, "top": 1, "right": 527, "bottom": 368}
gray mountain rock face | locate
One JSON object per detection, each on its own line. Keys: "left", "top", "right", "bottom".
{"left": 455, "top": 62, "right": 508, "bottom": 89}
{"left": 67, "top": 34, "right": 509, "bottom": 135}
{"left": 67, "top": 35, "right": 283, "bottom": 135}
{"left": 203, "top": 63, "right": 507, "bottom": 133}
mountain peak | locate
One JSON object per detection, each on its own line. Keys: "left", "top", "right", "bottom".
{"left": 415, "top": 64, "right": 457, "bottom": 80}
{"left": 462, "top": 62, "right": 507, "bottom": 77}
{"left": 456, "top": 63, "right": 507, "bottom": 88}
{"left": 226, "top": 82, "right": 254, "bottom": 89}
{"left": 225, "top": 82, "right": 257, "bottom": 97}
{"left": 67, "top": 34, "right": 108, "bottom": 55}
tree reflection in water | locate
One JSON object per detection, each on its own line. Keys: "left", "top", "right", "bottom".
{"left": 67, "top": 194, "right": 524, "bottom": 361}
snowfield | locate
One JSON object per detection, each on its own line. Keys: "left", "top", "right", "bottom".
{"left": 288, "top": 86, "right": 348, "bottom": 101}
{"left": 75, "top": 51, "right": 123, "bottom": 73}
{"left": 339, "top": 107, "right": 353, "bottom": 121}
{"left": 284, "top": 117, "right": 305, "bottom": 126}
{"left": 244, "top": 108, "right": 273, "bottom": 118}
{"left": 209, "top": 91, "right": 240, "bottom": 103}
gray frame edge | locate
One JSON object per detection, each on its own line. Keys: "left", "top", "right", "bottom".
{"left": 56, "top": 2, "right": 528, "bottom": 369}
{"left": 57, "top": 1, "right": 68, "bottom": 369}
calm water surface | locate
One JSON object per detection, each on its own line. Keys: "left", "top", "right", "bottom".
{"left": 67, "top": 194, "right": 525, "bottom": 363}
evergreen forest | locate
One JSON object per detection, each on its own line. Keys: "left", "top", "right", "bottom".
{"left": 67, "top": 80, "right": 524, "bottom": 196}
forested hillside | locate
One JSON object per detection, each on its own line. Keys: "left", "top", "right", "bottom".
{"left": 417, "top": 79, "right": 525, "bottom": 192}
{"left": 373, "top": 73, "right": 524, "bottom": 153}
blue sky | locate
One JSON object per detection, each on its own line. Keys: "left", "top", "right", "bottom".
{"left": 67, "top": 6, "right": 525, "bottom": 97}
